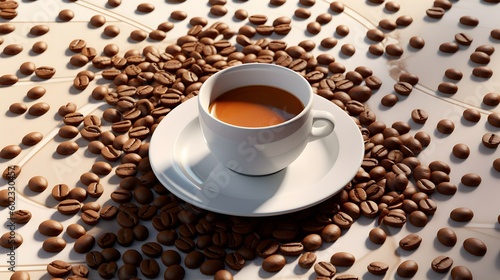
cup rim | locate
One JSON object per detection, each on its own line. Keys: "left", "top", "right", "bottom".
{"left": 198, "top": 63, "right": 314, "bottom": 130}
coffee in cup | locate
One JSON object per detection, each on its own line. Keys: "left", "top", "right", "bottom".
{"left": 198, "top": 63, "right": 335, "bottom": 176}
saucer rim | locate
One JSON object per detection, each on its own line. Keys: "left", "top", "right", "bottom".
{"left": 149, "top": 95, "right": 364, "bottom": 217}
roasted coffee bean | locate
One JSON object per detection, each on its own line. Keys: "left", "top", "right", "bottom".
{"left": 330, "top": 252, "right": 355, "bottom": 266}
{"left": 47, "top": 260, "right": 71, "bottom": 277}
{"left": 27, "top": 102, "right": 50, "bottom": 116}
{"left": 341, "top": 44, "right": 356, "bottom": 56}
{"left": 314, "top": 261, "right": 336, "bottom": 278}
{"left": 493, "top": 158, "right": 500, "bottom": 172}
{"left": 8, "top": 103, "right": 27, "bottom": 114}
{"left": 25, "top": 85, "right": 48, "bottom": 100}
{"left": 437, "top": 227, "right": 457, "bottom": 247}
{"left": 57, "top": 199, "right": 81, "bottom": 215}
{"left": 383, "top": 210, "right": 406, "bottom": 227}
{"left": 0, "top": 231, "right": 22, "bottom": 249}
{"left": 139, "top": 241, "right": 162, "bottom": 258}
{"left": 19, "top": 61, "right": 36, "bottom": 76}
{"left": 482, "top": 133, "right": 500, "bottom": 148}
{"left": 367, "top": 261, "right": 388, "bottom": 275}
{"left": 463, "top": 237, "right": 487, "bottom": 256}
{"left": 472, "top": 66, "right": 493, "bottom": 78}
{"left": 43, "top": 236, "right": 67, "bottom": 252}
{"left": 426, "top": 7, "right": 445, "bottom": 18}
{"left": 386, "top": 44, "right": 404, "bottom": 57}
{"left": 262, "top": 254, "right": 286, "bottom": 272}
{"left": 163, "top": 264, "right": 185, "bottom": 280}
{"left": 184, "top": 250, "right": 204, "bottom": 269}
{"left": 9, "top": 271, "right": 31, "bottom": 280}
{"left": 451, "top": 266, "right": 473, "bottom": 280}
{"left": 455, "top": 33, "right": 473, "bottom": 46}
{"left": 97, "top": 261, "right": 118, "bottom": 279}
{"left": 101, "top": 248, "right": 121, "bottom": 263}
{"left": 483, "top": 92, "right": 500, "bottom": 107}
{"left": 224, "top": 251, "right": 244, "bottom": 270}
{"left": 214, "top": 270, "right": 234, "bottom": 280}
{"left": 174, "top": 236, "right": 195, "bottom": 253}
{"left": 297, "top": 251, "right": 316, "bottom": 269}
{"left": 379, "top": 19, "right": 397, "bottom": 31}
{"left": 452, "top": 143, "right": 470, "bottom": 159}
{"left": 302, "top": 233, "right": 322, "bottom": 251}
{"left": 461, "top": 173, "right": 482, "bottom": 187}
{"left": 397, "top": 260, "right": 418, "bottom": 278}
{"left": 0, "top": 145, "right": 21, "bottom": 159}
{"left": 3, "top": 43, "right": 23, "bottom": 55}
{"left": 38, "top": 219, "right": 63, "bottom": 236}
{"left": 10, "top": 210, "right": 32, "bottom": 224}
{"left": 380, "top": 94, "right": 398, "bottom": 107}
{"left": 436, "top": 119, "right": 455, "bottom": 134}
{"left": 444, "top": 68, "right": 463, "bottom": 80}
{"left": 409, "top": 210, "right": 428, "bottom": 227}
{"left": 431, "top": 255, "right": 453, "bottom": 273}
{"left": 399, "top": 233, "right": 422, "bottom": 250}
{"left": 65, "top": 223, "right": 86, "bottom": 239}
{"left": 73, "top": 234, "right": 95, "bottom": 254}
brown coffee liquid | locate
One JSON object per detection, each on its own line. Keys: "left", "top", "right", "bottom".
{"left": 209, "top": 85, "right": 304, "bottom": 127}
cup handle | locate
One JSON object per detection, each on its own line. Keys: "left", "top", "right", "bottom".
{"left": 309, "top": 110, "right": 335, "bottom": 141}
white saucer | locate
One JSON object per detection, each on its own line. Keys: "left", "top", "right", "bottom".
{"left": 149, "top": 95, "right": 364, "bottom": 217}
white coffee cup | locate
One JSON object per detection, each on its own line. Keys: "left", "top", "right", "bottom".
{"left": 198, "top": 63, "right": 335, "bottom": 176}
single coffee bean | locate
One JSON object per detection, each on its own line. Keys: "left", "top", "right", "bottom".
{"left": 451, "top": 266, "right": 473, "bottom": 280}
{"left": 200, "top": 259, "right": 225, "bottom": 276}
{"left": 28, "top": 102, "right": 50, "bottom": 116}
{"left": 9, "top": 271, "right": 31, "bottom": 280}
{"left": 411, "top": 109, "right": 428, "bottom": 124}
{"left": 472, "top": 66, "right": 493, "bottom": 79}
{"left": 383, "top": 210, "right": 406, "bottom": 227}
{"left": 163, "top": 264, "right": 185, "bottom": 280}
{"left": 439, "top": 42, "right": 459, "bottom": 53}
{"left": 431, "top": 255, "right": 453, "bottom": 273}
{"left": 139, "top": 259, "right": 160, "bottom": 278}
{"left": 409, "top": 36, "right": 425, "bottom": 49}
{"left": 399, "top": 233, "right": 422, "bottom": 250}
{"left": 463, "top": 237, "right": 487, "bottom": 256}
{"left": 445, "top": 68, "right": 463, "bottom": 80}
{"left": 43, "top": 236, "right": 67, "bottom": 253}
{"left": 455, "top": 33, "right": 473, "bottom": 46}
{"left": 397, "top": 260, "right": 418, "bottom": 278}
{"left": 369, "top": 228, "right": 386, "bottom": 244}
{"left": 436, "top": 119, "right": 455, "bottom": 134}
{"left": 330, "top": 252, "right": 355, "bottom": 266}
{"left": 482, "top": 133, "right": 500, "bottom": 148}
{"left": 298, "top": 252, "right": 317, "bottom": 269}
{"left": 39, "top": 219, "right": 64, "bottom": 236}
{"left": 0, "top": 145, "right": 21, "bottom": 159}
{"left": 57, "top": 199, "right": 81, "bottom": 215}
{"left": 493, "top": 158, "right": 500, "bottom": 172}
{"left": 367, "top": 261, "right": 388, "bottom": 275}
{"left": 452, "top": 143, "right": 470, "bottom": 159}
{"left": 81, "top": 209, "right": 100, "bottom": 225}
{"left": 461, "top": 173, "right": 482, "bottom": 187}
{"left": 261, "top": 254, "right": 286, "bottom": 272}
{"left": 67, "top": 223, "right": 86, "bottom": 239}
{"left": 437, "top": 227, "right": 457, "bottom": 247}
{"left": 426, "top": 7, "right": 445, "bottom": 19}
{"left": 47, "top": 260, "right": 71, "bottom": 277}
{"left": 8, "top": 103, "right": 27, "bottom": 114}
{"left": 314, "top": 261, "right": 336, "bottom": 278}
{"left": 10, "top": 210, "right": 32, "bottom": 224}
{"left": 409, "top": 210, "right": 428, "bottom": 227}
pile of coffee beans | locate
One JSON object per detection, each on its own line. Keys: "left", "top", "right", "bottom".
{"left": 1, "top": 0, "right": 499, "bottom": 279}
